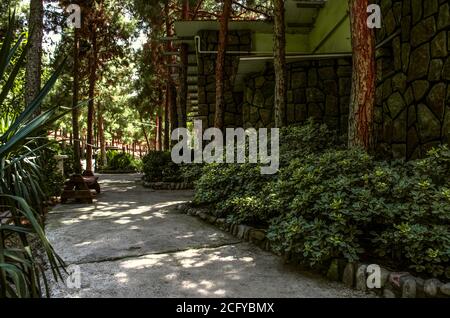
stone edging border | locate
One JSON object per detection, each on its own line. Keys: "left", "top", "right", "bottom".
{"left": 177, "top": 203, "right": 450, "bottom": 299}
{"left": 143, "top": 181, "right": 194, "bottom": 190}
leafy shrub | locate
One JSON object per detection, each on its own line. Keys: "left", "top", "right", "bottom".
{"left": 142, "top": 151, "right": 181, "bottom": 182}
{"left": 192, "top": 120, "right": 450, "bottom": 278}
{"left": 40, "top": 146, "right": 66, "bottom": 197}
{"left": 270, "top": 148, "right": 450, "bottom": 277}
{"left": 278, "top": 119, "right": 343, "bottom": 164}
{"left": 193, "top": 163, "right": 275, "bottom": 224}
{"left": 142, "top": 151, "right": 205, "bottom": 183}
{"left": 105, "top": 150, "right": 140, "bottom": 172}
{"left": 267, "top": 148, "right": 374, "bottom": 265}
{"left": 369, "top": 151, "right": 450, "bottom": 276}
{"left": 60, "top": 144, "right": 76, "bottom": 177}
{"left": 0, "top": 14, "right": 65, "bottom": 297}
{"left": 180, "top": 163, "right": 204, "bottom": 183}
{"left": 193, "top": 120, "right": 337, "bottom": 223}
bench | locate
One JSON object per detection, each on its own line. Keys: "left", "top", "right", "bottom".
{"left": 61, "top": 173, "right": 101, "bottom": 204}
{"left": 81, "top": 171, "right": 101, "bottom": 194}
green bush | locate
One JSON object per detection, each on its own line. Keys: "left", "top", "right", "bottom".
{"left": 278, "top": 119, "right": 343, "bottom": 164}
{"left": 60, "top": 145, "right": 76, "bottom": 177}
{"left": 40, "top": 145, "right": 66, "bottom": 197}
{"left": 268, "top": 147, "right": 450, "bottom": 276}
{"left": 142, "top": 151, "right": 181, "bottom": 182}
{"left": 105, "top": 150, "right": 140, "bottom": 172}
{"left": 192, "top": 121, "right": 450, "bottom": 278}
{"left": 180, "top": 163, "right": 204, "bottom": 183}
{"left": 193, "top": 163, "right": 275, "bottom": 225}
{"left": 267, "top": 148, "right": 373, "bottom": 265}
{"left": 142, "top": 151, "right": 206, "bottom": 183}
{"left": 193, "top": 120, "right": 339, "bottom": 223}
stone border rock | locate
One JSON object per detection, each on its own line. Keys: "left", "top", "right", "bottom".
{"left": 143, "top": 181, "right": 194, "bottom": 190}
{"left": 177, "top": 203, "right": 450, "bottom": 299}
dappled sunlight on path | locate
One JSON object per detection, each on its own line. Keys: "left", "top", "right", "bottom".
{"left": 46, "top": 174, "right": 370, "bottom": 298}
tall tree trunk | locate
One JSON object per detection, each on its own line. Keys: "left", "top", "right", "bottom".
{"left": 156, "top": 115, "right": 162, "bottom": 151}
{"left": 72, "top": 29, "right": 82, "bottom": 174}
{"left": 169, "top": 83, "right": 177, "bottom": 144}
{"left": 98, "top": 102, "right": 107, "bottom": 168}
{"left": 139, "top": 112, "right": 151, "bottom": 151}
{"left": 25, "top": 0, "right": 43, "bottom": 111}
{"left": 162, "top": 1, "right": 170, "bottom": 151}
{"left": 156, "top": 90, "right": 163, "bottom": 151}
{"left": 164, "top": 89, "right": 170, "bottom": 151}
{"left": 177, "top": 0, "right": 190, "bottom": 129}
{"left": 273, "top": 0, "right": 287, "bottom": 128}
{"left": 165, "top": 2, "right": 178, "bottom": 146}
{"left": 86, "top": 22, "right": 98, "bottom": 172}
{"left": 214, "top": 0, "right": 232, "bottom": 130}
{"left": 178, "top": 44, "right": 188, "bottom": 129}
{"left": 348, "top": 0, "right": 376, "bottom": 150}
{"left": 182, "top": 0, "right": 190, "bottom": 19}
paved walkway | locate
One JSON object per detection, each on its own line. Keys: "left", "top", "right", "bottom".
{"left": 46, "top": 174, "right": 368, "bottom": 298}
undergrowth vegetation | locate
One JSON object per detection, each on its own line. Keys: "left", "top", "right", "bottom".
{"left": 142, "top": 151, "right": 202, "bottom": 183}
{"left": 142, "top": 151, "right": 181, "bottom": 182}
{"left": 192, "top": 121, "right": 450, "bottom": 279}
{"left": 0, "top": 14, "right": 66, "bottom": 297}
{"left": 103, "top": 150, "right": 140, "bottom": 172}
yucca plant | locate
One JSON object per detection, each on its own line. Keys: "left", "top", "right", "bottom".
{"left": 0, "top": 12, "right": 68, "bottom": 297}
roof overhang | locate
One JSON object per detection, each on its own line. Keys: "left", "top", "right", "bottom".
{"left": 172, "top": 0, "right": 352, "bottom": 98}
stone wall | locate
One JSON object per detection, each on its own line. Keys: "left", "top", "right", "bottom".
{"left": 242, "top": 59, "right": 352, "bottom": 134}
{"left": 195, "top": 0, "right": 449, "bottom": 161}
{"left": 196, "top": 30, "right": 252, "bottom": 128}
{"left": 375, "top": 0, "right": 450, "bottom": 159}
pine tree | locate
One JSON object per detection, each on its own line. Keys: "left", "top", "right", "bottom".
{"left": 214, "top": 0, "right": 232, "bottom": 130}
{"left": 348, "top": 0, "right": 376, "bottom": 150}
{"left": 273, "top": 0, "right": 287, "bottom": 128}
{"left": 72, "top": 27, "right": 82, "bottom": 174}
{"left": 25, "top": 0, "right": 43, "bottom": 113}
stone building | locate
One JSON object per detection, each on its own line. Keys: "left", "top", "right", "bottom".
{"left": 173, "top": 0, "right": 449, "bottom": 159}
{"left": 374, "top": 0, "right": 450, "bottom": 159}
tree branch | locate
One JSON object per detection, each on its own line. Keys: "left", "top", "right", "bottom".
{"left": 191, "top": 0, "right": 205, "bottom": 20}
{"left": 232, "top": 0, "right": 272, "bottom": 19}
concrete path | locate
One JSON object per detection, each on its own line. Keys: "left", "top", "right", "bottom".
{"left": 46, "top": 174, "right": 369, "bottom": 298}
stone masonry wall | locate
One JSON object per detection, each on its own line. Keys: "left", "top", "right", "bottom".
{"left": 242, "top": 59, "right": 352, "bottom": 134}
{"left": 196, "top": 30, "right": 252, "bottom": 128}
{"left": 375, "top": 0, "right": 450, "bottom": 159}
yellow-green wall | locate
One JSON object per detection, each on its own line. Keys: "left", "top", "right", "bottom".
{"left": 251, "top": 0, "right": 351, "bottom": 55}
